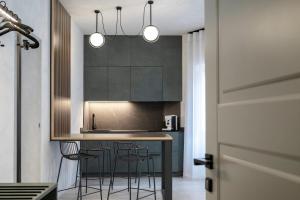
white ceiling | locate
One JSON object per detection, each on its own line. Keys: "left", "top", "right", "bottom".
{"left": 60, "top": 0, "right": 204, "bottom": 35}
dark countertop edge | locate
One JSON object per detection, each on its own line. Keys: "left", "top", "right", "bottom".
{"left": 80, "top": 128, "right": 184, "bottom": 134}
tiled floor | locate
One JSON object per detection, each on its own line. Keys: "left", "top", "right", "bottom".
{"left": 59, "top": 177, "right": 205, "bottom": 200}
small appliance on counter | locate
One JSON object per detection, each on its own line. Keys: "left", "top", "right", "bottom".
{"left": 162, "top": 115, "right": 178, "bottom": 131}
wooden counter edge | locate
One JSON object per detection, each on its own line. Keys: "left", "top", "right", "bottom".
{"left": 51, "top": 133, "right": 173, "bottom": 141}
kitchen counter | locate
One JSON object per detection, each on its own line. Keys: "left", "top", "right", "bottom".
{"left": 78, "top": 130, "right": 184, "bottom": 177}
{"left": 51, "top": 132, "right": 173, "bottom": 200}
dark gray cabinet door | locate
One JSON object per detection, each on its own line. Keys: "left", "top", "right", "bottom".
{"left": 161, "top": 37, "right": 182, "bottom": 101}
{"left": 108, "top": 67, "right": 131, "bottom": 100}
{"left": 84, "top": 67, "right": 108, "bottom": 100}
{"left": 163, "top": 66, "right": 182, "bottom": 101}
{"left": 108, "top": 36, "right": 131, "bottom": 66}
{"left": 84, "top": 36, "right": 108, "bottom": 67}
{"left": 131, "top": 67, "right": 163, "bottom": 101}
{"left": 130, "top": 37, "right": 162, "bottom": 66}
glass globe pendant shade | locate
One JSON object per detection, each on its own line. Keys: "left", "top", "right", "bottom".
{"left": 89, "top": 32, "right": 105, "bottom": 48}
{"left": 143, "top": 25, "right": 159, "bottom": 43}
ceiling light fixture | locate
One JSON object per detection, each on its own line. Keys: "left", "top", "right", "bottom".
{"left": 89, "top": 10, "right": 105, "bottom": 48}
{"left": 89, "top": 1, "right": 160, "bottom": 47}
{"left": 143, "top": 1, "right": 159, "bottom": 43}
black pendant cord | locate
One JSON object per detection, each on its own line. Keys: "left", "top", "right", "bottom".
{"left": 95, "top": 11, "right": 99, "bottom": 33}
{"left": 115, "top": 8, "right": 119, "bottom": 36}
{"left": 137, "top": 2, "right": 148, "bottom": 35}
{"left": 149, "top": 1, "right": 153, "bottom": 26}
{"left": 99, "top": 11, "right": 107, "bottom": 35}
{"left": 118, "top": 1, "right": 148, "bottom": 37}
{"left": 95, "top": 0, "right": 151, "bottom": 37}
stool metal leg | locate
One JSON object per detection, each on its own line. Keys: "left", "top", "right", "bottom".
{"left": 112, "top": 150, "right": 119, "bottom": 190}
{"left": 77, "top": 158, "right": 83, "bottom": 200}
{"left": 129, "top": 157, "right": 132, "bottom": 200}
{"left": 135, "top": 161, "right": 139, "bottom": 183}
{"left": 152, "top": 158, "right": 157, "bottom": 200}
{"left": 75, "top": 160, "right": 79, "bottom": 187}
{"left": 102, "top": 151, "right": 105, "bottom": 184}
{"left": 108, "top": 149, "right": 112, "bottom": 182}
{"left": 56, "top": 156, "right": 63, "bottom": 183}
{"left": 85, "top": 158, "right": 88, "bottom": 193}
{"left": 147, "top": 156, "right": 151, "bottom": 188}
{"left": 127, "top": 150, "right": 130, "bottom": 192}
{"left": 136, "top": 161, "right": 142, "bottom": 200}
{"left": 107, "top": 152, "right": 118, "bottom": 200}
{"left": 97, "top": 157, "right": 103, "bottom": 200}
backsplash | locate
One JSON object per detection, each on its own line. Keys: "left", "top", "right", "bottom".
{"left": 84, "top": 102, "right": 180, "bottom": 130}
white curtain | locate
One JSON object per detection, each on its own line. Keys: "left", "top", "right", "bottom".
{"left": 183, "top": 31, "right": 205, "bottom": 179}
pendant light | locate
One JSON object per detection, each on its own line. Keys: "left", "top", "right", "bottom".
{"left": 143, "top": 1, "right": 159, "bottom": 43}
{"left": 89, "top": 10, "right": 105, "bottom": 48}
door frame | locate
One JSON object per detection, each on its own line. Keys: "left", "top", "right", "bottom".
{"left": 205, "top": 0, "right": 219, "bottom": 200}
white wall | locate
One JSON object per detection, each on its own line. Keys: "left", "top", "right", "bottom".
{"left": 0, "top": 30, "right": 16, "bottom": 182}
{"left": 21, "top": 46, "right": 42, "bottom": 182}
{"left": 0, "top": 0, "right": 79, "bottom": 188}
{"left": 71, "top": 19, "right": 84, "bottom": 133}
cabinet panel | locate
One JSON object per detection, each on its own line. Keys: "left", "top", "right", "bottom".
{"left": 84, "top": 36, "right": 108, "bottom": 67}
{"left": 108, "top": 67, "right": 131, "bottom": 100}
{"left": 131, "top": 67, "right": 163, "bottom": 101}
{"left": 108, "top": 36, "right": 130, "bottom": 66}
{"left": 130, "top": 37, "right": 162, "bottom": 66}
{"left": 163, "top": 66, "right": 182, "bottom": 101}
{"left": 84, "top": 67, "right": 108, "bottom": 100}
{"left": 161, "top": 37, "right": 182, "bottom": 101}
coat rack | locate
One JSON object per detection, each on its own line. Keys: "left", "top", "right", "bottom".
{"left": 0, "top": 0, "right": 40, "bottom": 183}
{"left": 0, "top": 1, "right": 39, "bottom": 49}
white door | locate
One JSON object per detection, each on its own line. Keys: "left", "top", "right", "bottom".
{"left": 205, "top": 0, "right": 300, "bottom": 200}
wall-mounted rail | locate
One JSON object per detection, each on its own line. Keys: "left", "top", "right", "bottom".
{"left": 0, "top": 1, "right": 39, "bottom": 49}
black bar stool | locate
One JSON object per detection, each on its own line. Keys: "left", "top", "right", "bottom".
{"left": 107, "top": 142, "right": 157, "bottom": 200}
{"left": 56, "top": 141, "right": 103, "bottom": 200}
{"left": 81, "top": 141, "right": 113, "bottom": 186}
{"left": 136, "top": 152, "right": 157, "bottom": 200}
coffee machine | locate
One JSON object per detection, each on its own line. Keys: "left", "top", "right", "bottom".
{"left": 162, "top": 115, "right": 178, "bottom": 131}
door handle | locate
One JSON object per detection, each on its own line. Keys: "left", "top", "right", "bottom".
{"left": 194, "top": 154, "right": 213, "bottom": 169}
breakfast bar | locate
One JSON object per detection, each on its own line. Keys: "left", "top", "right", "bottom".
{"left": 52, "top": 133, "right": 173, "bottom": 200}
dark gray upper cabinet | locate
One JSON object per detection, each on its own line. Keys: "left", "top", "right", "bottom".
{"left": 130, "top": 37, "right": 162, "bottom": 66}
{"left": 108, "top": 36, "right": 131, "bottom": 66}
{"left": 84, "top": 67, "right": 108, "bottom": 100}
{"left": 84, "top": 36, "right": 182, "bottom": 101}
{"left": 108, "top": 67, "right": 131, "bottom": 100}
{"left": 84, "top": 36, "right": 108, "bottom": 67}
{"left": 131, "top": 67, "right": 163, "bottom": 101}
